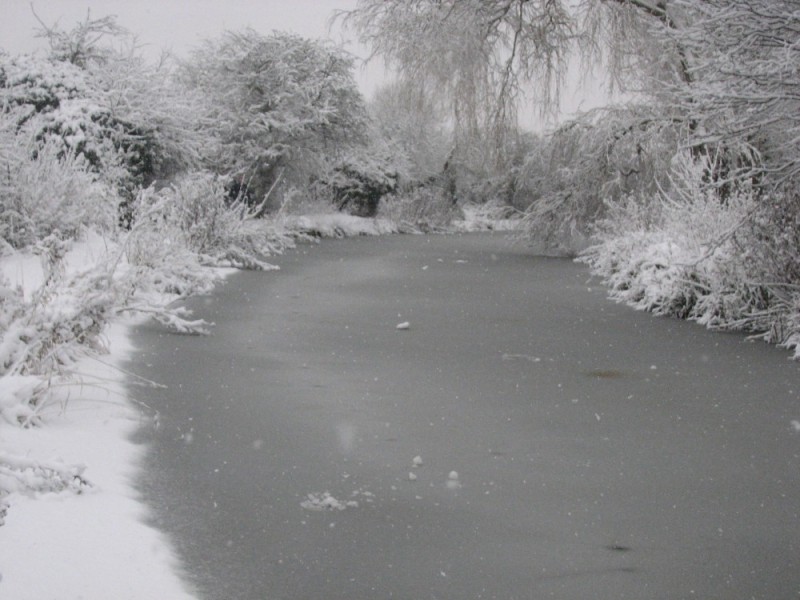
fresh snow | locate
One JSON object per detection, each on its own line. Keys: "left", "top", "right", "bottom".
{"left": 0, "top": 321, "right": 197, "bottom": 600}
{"left": 300, "top": 489, "right": 375, "bottom": 512}
{"left": 446, "top": 470, "right": 462, "bottom": 490}
{"left": 301, "top": 492, "right": 359, "bottom": 512}
{"left": 0, "top": 235, "right": 198, "bottom": 599}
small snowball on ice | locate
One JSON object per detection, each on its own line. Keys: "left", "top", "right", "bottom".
{"left": 790, "top": 420, "right": 800, "bottom": 432}
{"left": 412, "top": 455, "right": 423, "bottom": 467}
{"left": 396, "top": 321, "right": 410, "bottom": 330}
{"left": 446, "top": 471, "right": 462, "bottom": 489}
{"left": 300, "top": 492, "right": 358, "bottom": 512}
{"left": 408, "top": 472, "right": 417, "bottom": 481}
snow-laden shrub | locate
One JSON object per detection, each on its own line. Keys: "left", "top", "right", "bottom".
{"left": 182, "top": 30, "right": 369, "bottom": 205}
{"left": 377, "top": 186, "right": 461, "bottom": 233}
{"left": 321, "top": 151, "right": 399, "bottom": 218}
{"left": 0, "top": 229, "right": 217, "bottom": 427}
{"left": 0, "top": 53, "right": 90, "bottom": 117}
{"left": 579, "top": 151, "right": 800, "bottom": 350}
{"left": 454, "top": 199, "right": 522, "bottom": 232}
{"left": 0, "top": 132, "right": 114, "bottom": 249}
{"left": 0, "top": 170, "right": 295, "bottom": 426}
{"left": 0, "top": 235, "right": 120, "bottom": 425}
{"left": 128, "top": 173, "right": 288, "bottom": 271}
{"left": 2, "top": 52, "right": 203, "bottom": 202}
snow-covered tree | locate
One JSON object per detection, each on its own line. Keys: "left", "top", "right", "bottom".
{"left": 338, "top": 1, "right": 693, "bottom": 174}
{"left": 339, "top": 0, "right": 574, "bottom": 166}
{"left": 368, "top": 80, "right": 449, "bottom": 184}
{"left": 181, "top": 30, "right": 369, "bottom": 207}
{"left": 32, "top": 8, "right": 129, "bottom": 68}
{"left": 518, "top": 104, "right": 683, "bottom": 253}
{"left": 662, "top": 0, "right": 800, "bottom": 187}
{"left": 0, "top": 51, "right": 202, "bottom": 207}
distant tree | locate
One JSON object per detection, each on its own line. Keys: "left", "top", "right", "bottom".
{"left": 337, "top": 1, "right": 692, "bottom": 173}
{"left": 32, "top": 7, "right": 129, "bottom": 68}
{"left": 368, "top": 80, "right": 449, "bottom": 183}
{"left": 339, "top": 0, "right": 575, "bottom": 173}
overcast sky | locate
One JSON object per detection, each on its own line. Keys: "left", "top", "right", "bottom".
{"left": 0, "top": 0, "right": 387, "bottom": 91}
{"left": 2, "top": 0, "right": 357, "bottom": 54}
{"left": 1, "top": 0, "right": 610, "bottom": 130}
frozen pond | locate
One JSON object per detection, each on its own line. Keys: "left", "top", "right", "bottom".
{"left": 131, "top": 233, "right": 800, "bottom": 599}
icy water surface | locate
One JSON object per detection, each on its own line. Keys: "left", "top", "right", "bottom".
{"left": 131, "top": 233, "right": 800, "bottom": 600}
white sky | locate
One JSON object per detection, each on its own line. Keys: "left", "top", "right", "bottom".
{"left": 0, "top": 0, "right": 611, "bottom": 130}
{"left": 1, "top": 0, "right": 388, "bottom": 93}
{"left": 1, "top": 0, "right": 357, "bottom": 54}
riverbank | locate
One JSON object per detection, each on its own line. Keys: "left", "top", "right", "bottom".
{"left": 0, "top": 319, "right": 198, "bottom": 599}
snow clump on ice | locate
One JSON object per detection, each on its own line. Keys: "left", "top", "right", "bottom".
{"left": 446, "top": 471, "right": 462, "bottom": 489}
{"left": 301, "top": 492, "right": 358, "bottom": 512}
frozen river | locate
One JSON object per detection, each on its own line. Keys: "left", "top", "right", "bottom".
{"left": 131, "top": 232, "right": 800, "bottom": 599}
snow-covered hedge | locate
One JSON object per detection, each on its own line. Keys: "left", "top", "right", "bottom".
{"left": 580, "top": 153, "right": 800, "bottom": 358}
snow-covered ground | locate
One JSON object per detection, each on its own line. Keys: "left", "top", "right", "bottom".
{"left": 0, "top": 321, "right": 197, "bottom": 599}
{"left": 0, "top": 241, "right": 199, "bottom": 599}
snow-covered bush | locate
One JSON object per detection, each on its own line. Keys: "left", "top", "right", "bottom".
{"left": 519, "top": 105, "right": 681, "bottom": 255}
{"left": 127, "top": 173, "right": 288, "bottom": 271}
{"left": 0, "top": 133, "right": 114, "bottom": 249}
{"left": 0, "top": 236, "right": 120, "bottom": 425}
{"left": 579, "top": 151, "right": 800, "bottom": 353}
{"left": 181, "top": 30, "right": 369, "bottom": 206}
{"left": 320, "top": 151, "right": 399, "bottom": 217}
{"left": 377, "top": 186, "right": 461, "bottom": 233}
{"left": 454, "top": 199, "right": 522, "bottom": 232}
{"left": 2, "top": 50, "right": 203, "bottom": 204}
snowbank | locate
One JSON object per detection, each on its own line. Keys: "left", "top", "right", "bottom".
{"left": 281, "top": 213, "right": 400, "bottom": 238}
{"left": 0, "top": 235, "right": 198, "bottom": 598}
{"left": 0, "top": 321, "right": 197, "bottom": 600}
{"left": 282, "top": 204, "right": 521, "bottom": 240}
